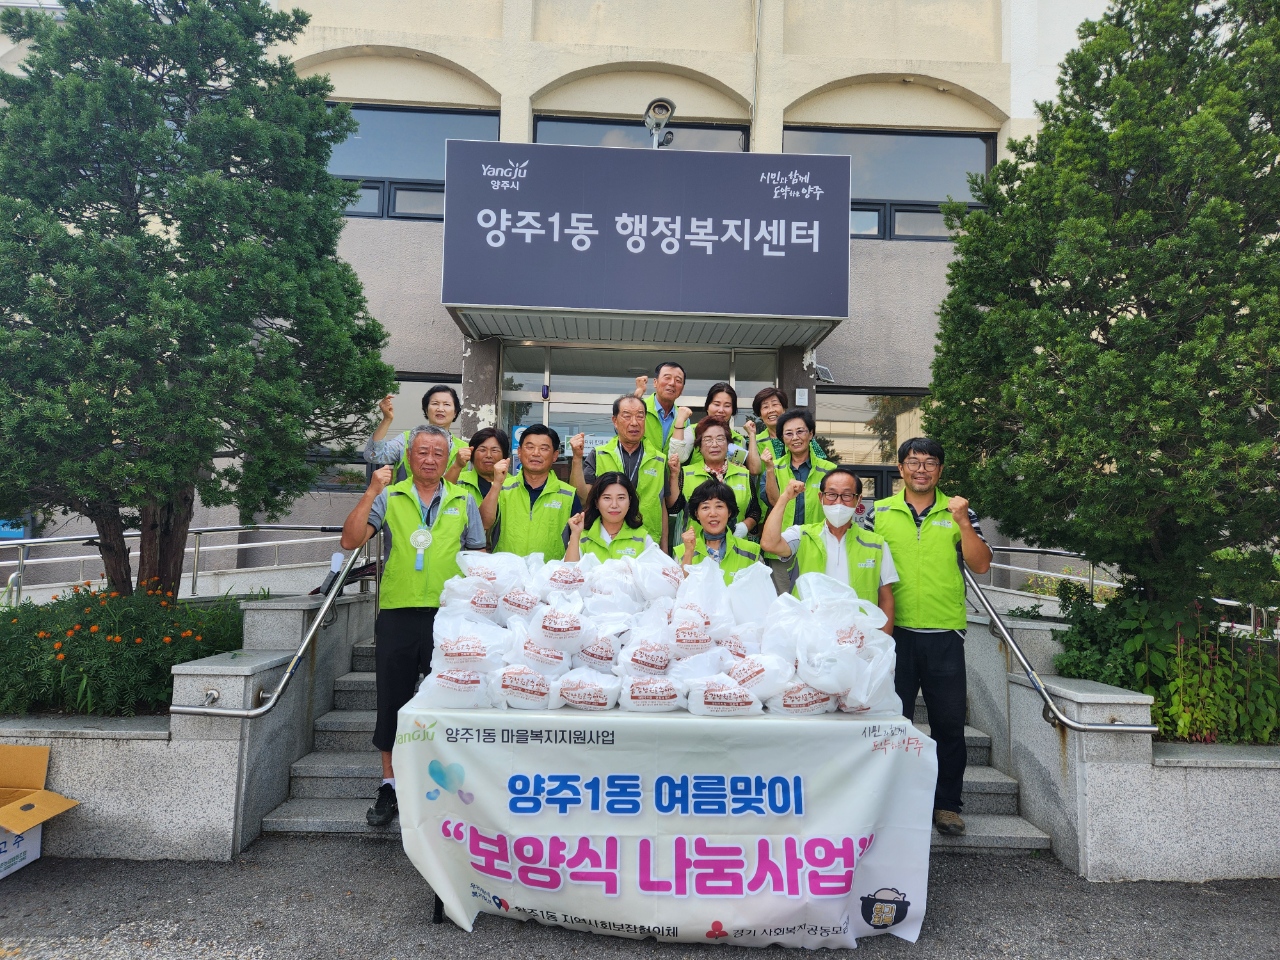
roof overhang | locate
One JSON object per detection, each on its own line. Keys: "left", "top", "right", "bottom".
{"left": 446, "top": 306, "right": 841, "bottom": 350}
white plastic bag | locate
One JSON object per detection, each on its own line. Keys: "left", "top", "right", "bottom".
{"left": 491, "top": 664, "right": 552, "bottom": 710}
{"left": 668, "top": 647, "right": 736, "bottom": 682}
{"left": 528, "top": 600, "right": 597, "bottom": 652}
{"left": 839, "top": 641, "right": 899, "bottom": 714}
{"left": 503, "top": 622, "right": 573, "bottom": 678}
{"left": 686, "top": 674, "right": 763, "bottom": 716}
{"left": 794, "top": 633, "right": 862, "bottom": 696}
{"left": 667, "top": 611, "right": 716, "bottom": 659}
{"left": 632, "top": 544, "right": 683, "bottom": 601}
{"left": 614, "top": 638, "right": 673, "bottom": 677}
{"left": 550, "top": 667, "right": 622, "bottom": 711}
{"left": 430, "top": 614, "right": 511, "bottom": 673}
{"left": 457, "top": 551, "right": 529, "bottom": 596}
{"left": 766, "top": 681, "right": 839, "bottom": 716}
{"left": 727, "top": 561, "right": 775, "bottom": 626}
{"left": 439, "top": 577, "right": 501, "bottom": 623}
{"left": 584, "top": 591, "right": 644, "bottom": 618}
{"left": 673, "top": 560, "right": 735, "bottom": 628}
{"left": 619, "top": 676, "right": 688, "bottom": 713}
{"left": 496, "top": 585, "right": 543, "bottom": 624}
{"left": 585, "top": 558, "right": 642, "bottom": 602}
{"left": 726, "top": 654, "right": 795, "bottom": 701}
{"left": 759, "top": 593, "right": 815, "bottom": 664}
{"left": 810, "top": 594, "right": 890, "bottom": 633}
{"left": 716, "top": 623, "right": 763, "bottom": 659}
{"left": 531, "top": 559, "right": 590, "bottom": 599}
{"left": 793, "top": 571, "right": 859, "bottom": 607}
{"left": 573, "top": 633, "right": 623, "bottom": 673}
{"left": 417, "top": 669, "right": 495, "bottom": 709}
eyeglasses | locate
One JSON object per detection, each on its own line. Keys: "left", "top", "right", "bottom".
{"left": 820, "top": 492, "right": 859, "bottom": 505}
{"left": 781, "top": 431, "right": 810, "bottom": 441}
{"left": 903, "top": 458, "right": 941, "bottom": 471}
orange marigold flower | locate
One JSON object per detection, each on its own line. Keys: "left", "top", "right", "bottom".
{"left": 113, "top": 636, "right": 122, "bottom": 643}
{"left": 195, "top": 635, "right": 202, "bottom": 641}
{"left": 84, "top": 607, "right": 91, "bottom": 613}
{"left": 146, "top": 590, "right": 154, "bottom": 595}
{"left": 100, "top": 600, "right": 107, "bottom": 606}
{"left": 135, "top": 637, "right": 143, "bottom": 644}
{"left": 66, "top": 629, "right": 74, "bottom": 637}
{"left": 54, "top": 641, "right": 62, "bottom": 650}
{"left": 10, "top": 618, "right": 17, "bottom": 623}
{"left": 89, "top": 625, "right": 99, "bottom": 633}
{"left": 181, "top": 630, "right": 192, "bottom": 638}
{"left": 83, "top": 580, "right": 91, "bottom": 586}
{"left": 73, "top": 624, "right": 81, "bottom": 630}
{"left": 56, "top": 653, "right": 65, "bottom": 660}
{"left": 160, "top": 601, "right": 168, "bottom": 607}
{"left": 50, "top": 594, "right": 58, "bottom": 600}
{"left": 163, "top": 636, "right": 172, "bottom": 643}
{"left": 109, "top": 591, "right": 119, "bottom": 598}
{"left": 166, "top": 591, "right": 173, "bottom": 597}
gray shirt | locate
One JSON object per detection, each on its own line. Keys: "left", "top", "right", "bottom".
{"left": 583, "top": 442, "right": 648, "bottom": 485}
{"left": 367, "top": 482, "right": 486, "bottom": 550}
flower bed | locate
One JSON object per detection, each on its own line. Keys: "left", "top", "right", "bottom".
{"left": 1, "top": 579, "right": 244, "bottom": 716}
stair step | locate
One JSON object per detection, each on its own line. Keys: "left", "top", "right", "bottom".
{"left": 351, "top": 638, "right": 376, "bottom": 673}
{"left": 333, "top": 671, "right": 377, "bottom": 711}
{"left": 261, "top": 798, "right": 400, "bottom": 837}
{"left": 930, "top": 813, "right": 1050, "bottom": 853}
{"left": 313, "top": 710, "right": 376, "bottom": 752}
{"left": 289, "top": 750, "right": 383, "bottom": 799}
{"left": 914, "top": 723, "right": 993, "bottom": 767}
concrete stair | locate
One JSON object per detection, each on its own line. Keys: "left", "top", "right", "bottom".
{"left": 262, "top": 638, "right": 1050, "bottom": 854}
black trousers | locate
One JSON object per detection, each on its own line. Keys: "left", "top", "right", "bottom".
{"left": 894, "top": 628, "right": 967, "bottom": 813}
{"left": 372, "top": 607, "right": 437, "bottom": 753}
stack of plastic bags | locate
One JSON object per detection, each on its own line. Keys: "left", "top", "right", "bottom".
{"left": 415, "top": 545, "right": 900, "bottom": 718}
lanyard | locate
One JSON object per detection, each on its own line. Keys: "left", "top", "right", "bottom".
{"left": 407, "top": 486, "right": 437, "bottom": 571}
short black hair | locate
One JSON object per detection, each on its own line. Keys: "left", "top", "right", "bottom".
{"left": 704, "top": 382, "right": 738, "bottom": 415}
{"left": 654, "top": 361, "right": 686, "bottom": 380}
{"left": 518, "top": 423, "right": 560, "bottom": 450}
{"left": 819, "top": 466, "right": 863, "bottom": 497}
{"left": 468, "top": 427, "right": 510, "bottom": 459}
{"left": 584, "top": 472, "right": 644, "bottom": 532}
{"left": 897, "top": 437, "right": 945, "bottom": 465}
{"left": 422, "top": 384, "right": 461, "bottom": 420}
{"left": 752, "top": 386, "right": 788, "bottom": 418}
{"left": 686, "top": 479, "right": 739, "bottom": 529}
{"left": 775, "top": 409, "right": 815, "bottom": 438}
{"left": 613, "top": 394, "right": 645, "bottom": 417}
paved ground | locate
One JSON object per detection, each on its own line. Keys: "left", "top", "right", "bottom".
{"left": 1, "top": 838, "right": 1275, "bottom": 959}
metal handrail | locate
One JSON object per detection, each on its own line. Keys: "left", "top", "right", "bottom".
{"left": 169, "top": 546, "right": 368, "bottom": 720}
{"left": 964, "top": 567, "right": 1159, "bottom": 735}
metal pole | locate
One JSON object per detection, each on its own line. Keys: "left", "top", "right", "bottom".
{"left": 190, "top": 533, "right": 201, "bottom": 596}
{"left": 274, "top": 542, "right": 280, "bottom": 567}
{"left": 1088, "top": 563, "right": 1095, "bottom": 600}
{"left": 16, "top": 549, "right": 24, "bottom": 605}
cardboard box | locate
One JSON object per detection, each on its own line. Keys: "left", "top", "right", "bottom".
{"left": 0, "top": 744, "right": 79, "bottom": 880}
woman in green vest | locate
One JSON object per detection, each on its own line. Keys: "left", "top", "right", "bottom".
{"left": 564, "top": 472, "right": 653, "bottom": 562}
{"left": 679, "top": 479, "right": 763, "bottom": 585}
{"left": 669, "top": 382, "right": 757, "bottom": 470}
{"left": 679, "top": 418, "right": 760, "bottom": 539}
{"left": 451, "top": 427, "right": 509, "bottom": 502}
{"left": 365, "top": 385, "right": 467, "bottom": 481}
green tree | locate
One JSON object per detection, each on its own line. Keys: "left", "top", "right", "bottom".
{"left": 0, "top": 0, "right": 393, "bottom": 596}
{"left": 929, "top": 0, "right": 1280, "bottom": 606}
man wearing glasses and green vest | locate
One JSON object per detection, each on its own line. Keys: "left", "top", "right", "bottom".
{"left": 480, "top": 424, "right": 581, "bottom": 561}
{"left": 340, "top": 424, "right": 486, "bottom": 829}
{"left": 866, "top": 437, "right": 992, "bottom": 838}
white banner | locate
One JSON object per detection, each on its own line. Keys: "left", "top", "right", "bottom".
{"left": 396, "top": 702, "right": 937, "bottom": 949}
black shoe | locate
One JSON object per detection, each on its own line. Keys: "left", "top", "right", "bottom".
{"left": 367, "top": 783, "right": 398, "bottom": 827}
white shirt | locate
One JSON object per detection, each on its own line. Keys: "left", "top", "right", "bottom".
{"left": 781, "top": 523, "right": 899, "bottom": 595}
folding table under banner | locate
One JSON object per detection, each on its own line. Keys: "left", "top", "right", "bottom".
{"left": 395, "top": 701, "right": 937, "bottom": 949}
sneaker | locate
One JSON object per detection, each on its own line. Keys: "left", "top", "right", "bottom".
{"left": 367, "top": 783, "right": 398, "bottom": 827}
{"left": 934, "top": 809, "right": 966, "bottom": 836}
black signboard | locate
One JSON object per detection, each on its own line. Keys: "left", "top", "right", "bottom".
{"left": 441, "top": 140, "right": 850, "bottom": 319}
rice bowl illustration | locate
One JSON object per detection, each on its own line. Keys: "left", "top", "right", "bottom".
{"left": 860, "top": 888, "right": 910, "bottom": 928}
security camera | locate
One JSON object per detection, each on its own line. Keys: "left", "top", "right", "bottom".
{"left": 644, "top": 97, "right": 676, "bottom": 148}
{"left": 659, "top": 130, "right": 674, "bottom": 147}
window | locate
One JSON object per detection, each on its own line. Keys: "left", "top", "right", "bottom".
{"left": 329, "top": 106, "right": 499, "bottom": 220}
{"left": 783, "top": 128, "right": 992, "bottom": 240}
{"left": 815, "top": 391, "right": 926, "bottom": 500}
{"left": 535, "top": 117, "right": 748, "bottom": 152}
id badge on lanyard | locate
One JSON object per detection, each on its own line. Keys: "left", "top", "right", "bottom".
{"left": 409, "top": 489, "right": 434, "bottom": 571}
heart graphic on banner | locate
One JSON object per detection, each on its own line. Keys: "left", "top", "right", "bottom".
{"left": 428, "top": 760, "right": 465, "bottom": 793}
{"left": 425, "top": 789, "right": 441, "bottom": 801}
{"left": 458, "top": 790, "right": 475, "bottom": 804}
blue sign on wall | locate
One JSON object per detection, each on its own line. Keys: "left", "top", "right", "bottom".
{"left": 441, "top": 141, "right": 850, "bottom": 320}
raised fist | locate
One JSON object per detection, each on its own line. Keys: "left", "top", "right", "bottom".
{"left": 493, "top": 458, "right": 511, "bottom": 482}
{"left": 369, "top": 465, "right": 393, "bottom": 494}
{"left": 783, "top": 478, "right": 806, "bottom": 501}
{"left": 676, "top": 406, "right": 693, "bottom": 426}
{"left": 668, "top": 451, "right": 681, "bottom": 472}
{"left": 681, "top": 527, "right": 698, "bottom": 550}
{"left": 568, "top": 512, "right": 585, "bottom": 534}
{"left": 634, "top": 375, "right": 649, "bottom": 397}
{"left": 743, "top": 418, "right": 757, "bottom": 438}
{"left": 456, "top": 445, "right": 473, "bottom": 466}
{"left": 759, "top": 446, "right": 774, "bottom": 468}
{"left": 947, "top": 495, "right": 971, "bottom": 524}
{"left": 377, "top": 394, "right": 395, "bottom": 421}
{"left": 570, "top": 433, "right": 585, "bottom": 457}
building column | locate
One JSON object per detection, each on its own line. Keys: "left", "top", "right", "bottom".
{"left": 460, "top": 337, "right": 501, "bottom": 436}
{"left": 778, "top": 346, "right": 817, "bottom": 413}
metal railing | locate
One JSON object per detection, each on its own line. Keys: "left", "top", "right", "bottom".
{"left": 964, "top": 567, "right": 1159, "bottom": 734}
{"left": 170, "top": 544, "right": 373, "bottom": 720}
{"left": 0, "top": 524, "right": 347, "bottom": 605}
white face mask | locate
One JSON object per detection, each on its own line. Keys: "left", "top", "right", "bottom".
{"left": 822, "top": 503, "right": 856, "bottom": 528}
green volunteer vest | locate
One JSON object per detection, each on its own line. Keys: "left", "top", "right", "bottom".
{"left": 454, "top": 464, "right": 485, "bottom": 501}
{"left": 690, "top": 530, "right": 762, "bottom": 586}
{"left": 379, "top": 478, "right": 470, "bottom": 609}
{"left": 682, "top": 461, "right": 753, "bottom": 527}
{"left": 873, "top": 490, "right": 967, "bottom": 630}
{"left": 578, "top": 519, "right": 649, "bottom": 562}
{"left": 643, "top": 394, "right": 676, "bottom": 453}
{"left": 595, "top": 436, "right": 667, "bottom": 545}
{"left": 762, "top": 453, "right": 836, "bottom": 559}
{"left": 790, "top": 522, "right": 886, "bottom": 601}
{"left": 395, "top": 430, "right": 466, "bottom": 483}
{"left": 492, "top": 472, "right": 578, "bottom": 561}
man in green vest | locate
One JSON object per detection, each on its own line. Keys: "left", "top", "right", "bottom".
{"left": 759, "top": 466, "right": 897, "bottom": 627}
{"left": 340, "top": 424, "right": 485, "bottom": 829}
{"left": 633, "top": 360, "right": 686, "bottom": 453}
{"left": 761, "top": 409, "right": 837, "bottom": 594}
{"left": 571, "top": 394, "right": 680, "bottom": 551}
{"left": 480, "top": 424, "right": 581, "bottom": 561}
{"left": 866, "top": 437, "right": 992, "bottom": 838}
